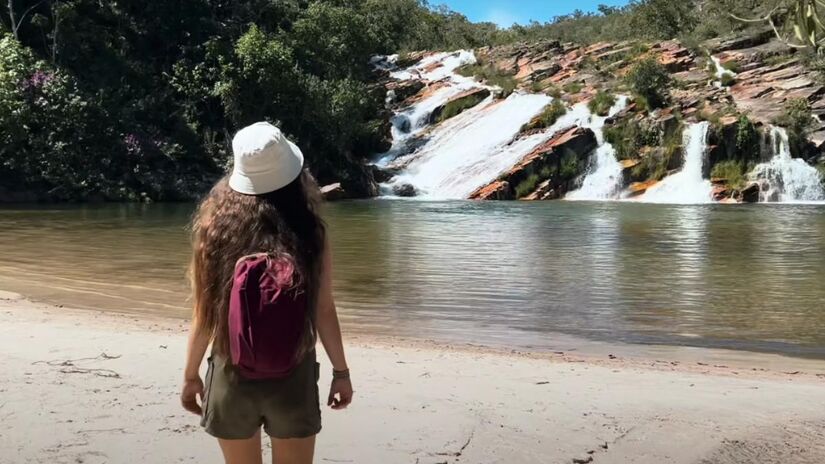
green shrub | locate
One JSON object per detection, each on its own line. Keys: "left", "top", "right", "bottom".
{"left": 630, "top": 146, "right": 677, "bottom": 183}
{"left": 436, "top": 92, "right": 487, "bottom": 122}
{"left": 604, "top": 118, "right": 659, "bottom": 160}
{"left": 559, "top": 150, "right": 581, "bottom": 179}
{"left": 563, "top": 82, "right": 583, "bottom": 94}
{"left": 711, "top": 160, "right": 750, "bottom": 190}
{"left": 521, "top": 99, "right": 567, "bottom": 132}
{"left": 720, "top": 73, "right": 736, "bottom": 87}
{"left": 721, "top": 60, "right": 740, "bottom": 73}
{"left": 545, "top": 85, "right": 562, "bottom": 99}
{"left": 735, "top": 115, "right": 761, "bottom": 161}
{"left": 588, "top": 91, "right": 617, "bottom": 116}
{"left": 395, "top": 52, "right": 421, "bottom": 68}
{"left": 626, "top": 57, "right": 671, "bottom": 109}
{"left": 455, "top": 63, "right": 484, "bottom": 78}
{"left": 0, "top": 36, "right": 130, "bottom": 200}
{"left": 514, "top": 174, "right": 540, "bottom": 198}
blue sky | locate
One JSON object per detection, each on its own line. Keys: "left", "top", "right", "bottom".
{"left": 435, "top": 0, "right": 631, "bottom": 27}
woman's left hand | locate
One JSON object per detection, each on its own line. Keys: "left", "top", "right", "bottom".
{"left": 328, "top": 378, "right": 353, "bottom": 410}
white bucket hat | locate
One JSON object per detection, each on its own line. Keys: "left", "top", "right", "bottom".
{"left": 228, "top": 122, "right": 304, "bottom": 195}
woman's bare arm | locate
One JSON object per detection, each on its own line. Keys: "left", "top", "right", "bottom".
{"left": 315, "top": 237, "right": 353, "bottom": 408}
{"left": 181, "top": 318, "right": 210, "bottom": 415}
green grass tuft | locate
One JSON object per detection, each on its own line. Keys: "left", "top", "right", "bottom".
{"left": 721, "top": 60, "right": 740, "bottom": 73}
{"left": 521, "top": 100, "right": 568, "bottom": 132}
{"left": 563, "top": 82, "right": 583, "bottom": 94}
{"left": 711, "top": 160, "right": 749, "bottom": 191}
{"left": 436, "top": 92, "right": 487, "bottom": 122}
{"left": 588, "top": 91, "right": 617, "bottom": 116}
{"left": 514, "top": 174, "right": 541, "bottom": 198}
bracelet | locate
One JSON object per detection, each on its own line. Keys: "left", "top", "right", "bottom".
{"left": 332, "top": 368, "right": 350, "bottom": 380}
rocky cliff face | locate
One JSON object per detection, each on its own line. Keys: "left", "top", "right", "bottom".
{"left": 330, "top": 30, "right": 825, "bottom": 202}
{"left": 469, "top": 126, "right": 597, "bottom": 200}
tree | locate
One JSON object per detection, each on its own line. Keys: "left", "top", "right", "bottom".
{"left": 7, "top": 0, "right": 46, "bottom": 40}
{"left": 631, "top": 0, "right": 698, "bottom": 40}
{"left": 626, "top": 57, "right": 672, "bottom": 109}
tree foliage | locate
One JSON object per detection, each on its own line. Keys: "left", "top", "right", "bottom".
{"left": 626, "top": 57, "right": 672, "bottom": 109}
{"left": 0, "top": 0, "right": 501, "bottom": 201}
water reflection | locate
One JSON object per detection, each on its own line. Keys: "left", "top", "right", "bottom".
{"left": 1, "top": 201, "right": 825, "bottom": 357}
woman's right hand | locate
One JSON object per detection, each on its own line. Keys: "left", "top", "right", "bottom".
{"left": 181, "top": 376, "right": 204, "bottom": 416}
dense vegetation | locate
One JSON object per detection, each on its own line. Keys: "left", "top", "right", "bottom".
{"left": 0, "top": 0, "right": 820, "bottom": 201}
{"left": 0, "top": 0, "right": 505, "bottom": 201}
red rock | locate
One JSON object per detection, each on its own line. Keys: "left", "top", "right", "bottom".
{"left": 585, "top": 42, "right": 615, "bottom": 55}
{"left": 712, "top": 184, "right": 731, "bottom": 201}
{"left": 521, "top": 179, "right": 556, "bottom": 200}
{"left": 469, "top": 181, "right": 512, "bottom": 200}
{"left": 403, "top": 80, "right": 450, "bottom": 106}
{"left": 420, "top": 61, "right": 444, "bottom": 74}
{"left": 627, "top": 180, "right": 659, "bottom": 197}
{"left": 470, "top": 126, "right": 597, "bottom": 201}
{"left": 321, "top": 183, "right": 347, "bottom": 201}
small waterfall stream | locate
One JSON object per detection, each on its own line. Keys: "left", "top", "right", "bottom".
{"left": 751, "top": 127, "right": 825, "bottom": 202}
{"left": 640, "top": 122, "right": 714, "bottom": 204}
{"left": 566, "top": 96, "right": 630, "bottom": 201}
{"left": 710, "top": 55, "right": 736, "bottom": 87}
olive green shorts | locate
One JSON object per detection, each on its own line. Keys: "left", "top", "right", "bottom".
{"left": 200, "top": 350, "right": 321, "bottom": 440}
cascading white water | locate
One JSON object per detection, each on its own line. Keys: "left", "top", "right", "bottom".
{"left": 375, "top": 51, "right": 481, "bottom": 166}
{"left": 566, "top": 96, "right": 630, "bottom": 201}
{"left": 710, "top": 55, "right": 735, "bottom": 87}
{"left": 751, "top": 127, "right": 825, "bottom": 202}
{"left": 640, "top": 122, "right": 714, "bottom": 204}
{"left": 388, "top": 92, "right": 553, "bottom": 198}
{"left": 377, "top": 50, "right": 607, "bottom": 199}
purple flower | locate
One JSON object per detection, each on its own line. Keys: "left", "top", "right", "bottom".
{"left": 21, "top": 70, "right": 54, "bottom": 92}
{"left": 124, "top": 133, "right": 142, "bottom": 155}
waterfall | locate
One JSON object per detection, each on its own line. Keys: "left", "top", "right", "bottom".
{"left": 566, "top": 96, "right": 630, "bottom": 201}
{"left": 375, "top": 51, "right": 480, "bottom": 167}
{"left": 640, "top": 122, "right": 714, "bottom": 204}
{"left": 751, "top": 127, "right": 825, "bottom": 202}
{"left": 387, "top": 92, "right": 553, "bottom": 198}
{"left": 378, "top": 49, "right": 599, "bottom": 199}
{"left": 710, "top": 55, "right": 735, "bottom": 87}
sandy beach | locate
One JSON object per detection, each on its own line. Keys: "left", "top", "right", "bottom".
{"left": 2, "top": 291, "right": 825, "bottom": 464}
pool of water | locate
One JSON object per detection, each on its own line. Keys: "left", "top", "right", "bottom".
{"left": 2, "top": 200, "right": 825, "bottom": 357}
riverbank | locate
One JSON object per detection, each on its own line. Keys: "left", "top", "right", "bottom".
{"left": 2, "top": 291, "right": 825, "bottom": 463}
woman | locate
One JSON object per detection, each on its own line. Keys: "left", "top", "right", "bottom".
{"left": 180, "top": 122, "right": 353, "bottom": 464}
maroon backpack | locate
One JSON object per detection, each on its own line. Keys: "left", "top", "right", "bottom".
{"left": 228, "top": 253, "right": 308, "bottom": 379}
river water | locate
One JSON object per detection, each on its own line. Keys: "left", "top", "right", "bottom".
{"left": 2, "top": 201, "right": 825, "bottom": 357}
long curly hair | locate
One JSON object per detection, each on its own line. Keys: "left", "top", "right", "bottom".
{"left": 189, "top": 171, "right": 325, "bottom": 359}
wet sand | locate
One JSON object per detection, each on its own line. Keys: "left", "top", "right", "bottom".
{"left": 2, "top": 290, "right": 825, "bottom": 464}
